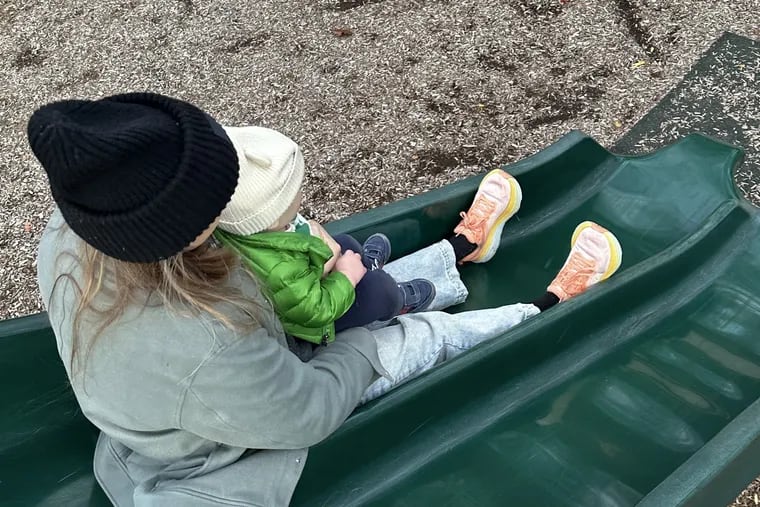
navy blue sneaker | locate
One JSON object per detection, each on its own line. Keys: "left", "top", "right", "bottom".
{"left": 362, "top": 233, "right": 391, "bottom": 271}
{"left": 398, "top": 279, "right": 436, "bottom": 314}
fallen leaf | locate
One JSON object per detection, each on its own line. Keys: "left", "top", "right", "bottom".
{"left": 632, "top": 60, "right": 647, "bottom": 69}
{"left": 332, "top": 27, "right": 353, "bottom": 37}
{"left": 23, "top": 222, "right": 32, "bottom": 233}
{"left": 613, "top": 119, "right": 622, "bottom": 128}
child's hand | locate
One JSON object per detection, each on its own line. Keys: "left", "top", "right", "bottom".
{"left": 335, "top": 250, "right": 366, "bottom": 287}
{"left": 309, "top": 220, "right": 341, "bottom": 256}
{"left": 309, "top": 220, "right": 341, "bottom": 273}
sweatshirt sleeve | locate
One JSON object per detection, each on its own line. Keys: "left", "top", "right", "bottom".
{"left": 179, "top": 326, "right": 388, "bottom": 450}
{"left": 276, "top": 270, "right": 355, "bottom": 328}
{"left": 216, "top": 231, "right": 356, "bottom": 329}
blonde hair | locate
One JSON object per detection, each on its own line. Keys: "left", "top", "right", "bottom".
{"left": 58, "top": 233, "right": 267, "bottom": 377}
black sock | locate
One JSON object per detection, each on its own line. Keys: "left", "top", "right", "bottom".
{"left": 447, "top": 234, "right": 477, "bottom": 262}
{"left": 532, "top": 291, "right": 560, "bottom": 312}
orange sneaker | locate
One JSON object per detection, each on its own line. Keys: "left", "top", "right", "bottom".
{"left": 453, "top": 169, "right": 522, "bottom": 264}
{"left": 547, "top": 221, "right": 622, "bottom": 301}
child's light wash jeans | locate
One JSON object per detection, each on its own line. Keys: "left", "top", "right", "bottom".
{"left": 358, "top": 240, "right": 539, "bottom": 403}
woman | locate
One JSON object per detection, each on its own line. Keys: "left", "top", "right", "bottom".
{"left": 32, "top": 92, "right": 621, "bottom": 506}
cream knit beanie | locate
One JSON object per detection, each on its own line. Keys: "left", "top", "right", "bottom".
{"left": 218, "top": 126, "right": 305, "bottom": 235}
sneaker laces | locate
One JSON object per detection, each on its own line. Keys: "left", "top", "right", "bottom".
{"left": 457, "top": 197, "right": 496, "bottom": 243}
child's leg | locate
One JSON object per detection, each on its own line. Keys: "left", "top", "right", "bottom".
{"left": 335, "top": 270, "right": 402, "bottom": 332}
{"left": 333, "top": 233, "right": 363, "bottom": 254}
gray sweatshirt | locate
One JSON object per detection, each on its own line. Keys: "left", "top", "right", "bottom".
{"left": 37, "top": 210, "right": 388, "bottom": 506}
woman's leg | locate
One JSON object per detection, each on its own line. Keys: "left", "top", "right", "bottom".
{"left": 361, "top": 220, "right": 623, "bottom": 403}
{"left": 361, "top": 303, "right": 539, "bottom": 403}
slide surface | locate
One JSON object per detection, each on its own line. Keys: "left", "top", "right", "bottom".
{"left": 2, "top": 130, "right": 760, "bottom": 507}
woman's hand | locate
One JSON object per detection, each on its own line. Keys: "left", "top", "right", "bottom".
{"left": 335, "top": 250, "right": 366, "bottom": 287}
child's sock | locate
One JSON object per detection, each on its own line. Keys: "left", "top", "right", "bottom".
{"left": 531, "top": 292, "right": 560, "bottom": 312}
{"left": 447, "top": 234, "right": 477, "bottom": 262}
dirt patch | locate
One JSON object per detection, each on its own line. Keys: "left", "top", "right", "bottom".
{"left": 425, "top": 98, "right": 455, "bottom": 114}
{"left": 220, "top": 33, "right": 270, "bottom": 53}
{"left": 81, "top": 68, "right": 100, "bottom": 82}
{"left": 581, "top": 65, "right": 614, "bottom": 82}
{"left": 53, "top": 68, "right": 101, "bottom": 91}
{"left": 615, "top": 0, "right": 663, "bottom": 60}
{"left": 550, "top": 66, "right": 568, "bottom": 77}
{"left": 525, "top": 84, "right": 606, "bottom": 128}
{"left": 13, "top": 47, "right": 45, "bottom": 69}
{"left": 335, "top": 0, "right": 389, "bottom": 10}
{"left": 0, "top": 2, "right": 18, "bottom": 25}
{"left": 414, "top": 148, "right": 458, "bottom": 175}
{"left": 413, "top": 146, "right": 502, "bottom": 176}
{"left": 512, "top": 0, "right": 564, "bottom": 17}
{"left": 477, "top": 48, "right": 518, "bottom": 73}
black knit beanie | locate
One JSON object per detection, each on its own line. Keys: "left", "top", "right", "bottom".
{"left": 27, "top": 92, "right": 239, "bottom": 262}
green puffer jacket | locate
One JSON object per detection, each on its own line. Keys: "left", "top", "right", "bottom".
{"left": 214, "top": 229, "right": 355, "bottom": 345}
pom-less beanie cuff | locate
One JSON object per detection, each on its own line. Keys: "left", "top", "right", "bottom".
{"left": 28, "top": 92, "right": 239, "bottom": 262}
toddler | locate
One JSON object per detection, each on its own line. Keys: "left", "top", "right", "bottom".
{"left": 214, "top": 126, "right": 434, "bottom": 345}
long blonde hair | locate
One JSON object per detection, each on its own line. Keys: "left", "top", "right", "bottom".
{"left": 58, "top": 233, "right": 266, "bottom": 377}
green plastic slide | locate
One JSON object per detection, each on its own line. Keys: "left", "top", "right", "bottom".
{"left": 2, "top": 131, "right": 759, "bottom": 506}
